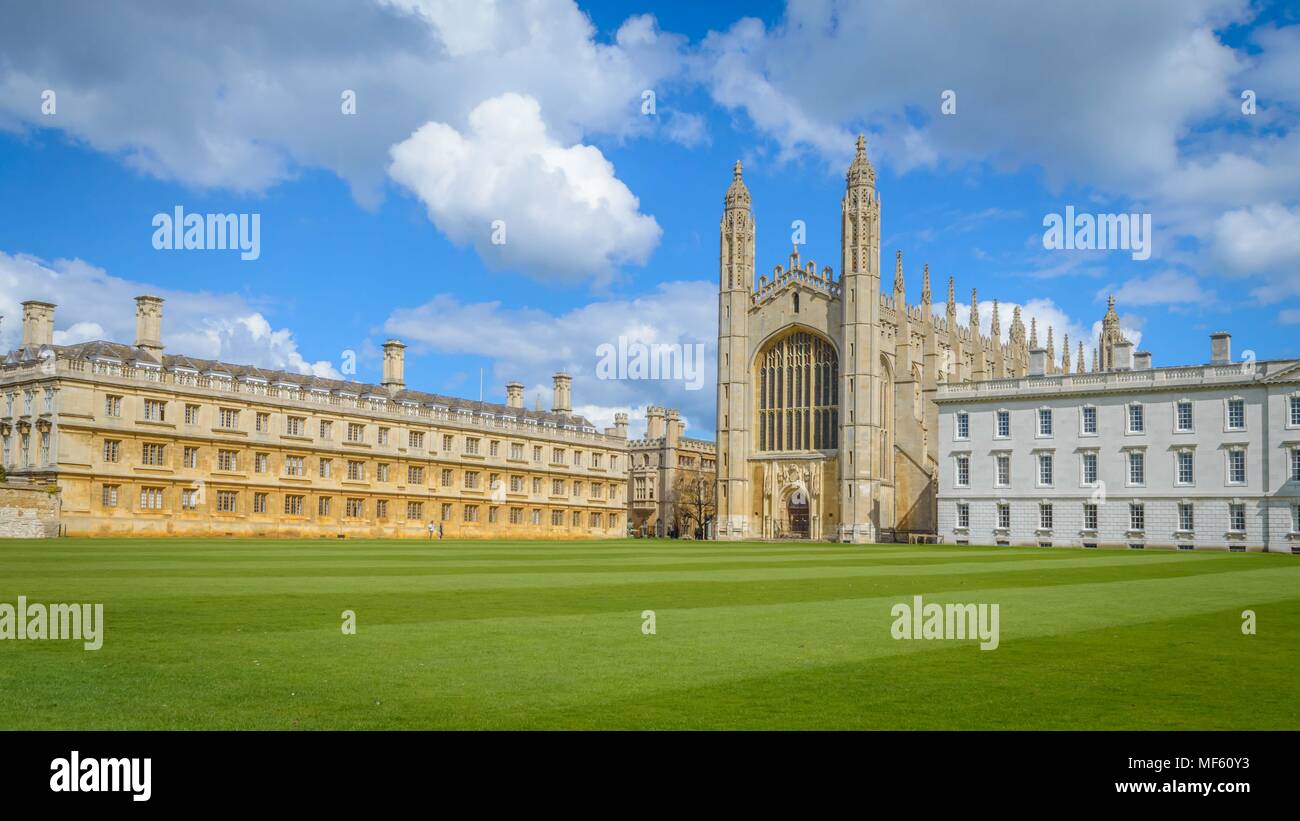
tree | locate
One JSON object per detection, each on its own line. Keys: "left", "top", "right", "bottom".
{"left": 670, "top": 467, "right": 716, "bottom": 539}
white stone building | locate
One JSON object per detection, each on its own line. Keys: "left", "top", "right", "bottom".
{"left": 936, "top": 333, "right": 1300, "bottom": 552}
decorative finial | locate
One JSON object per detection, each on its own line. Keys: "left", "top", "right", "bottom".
{"left": 1029, "top": 316, "right": 1038, "bottom": 348}
{"left": 1077, "top": 340, "right": 1086, "bottom": 373}
{"left": 893, "top": 251, "right": 905, "bottom": 295}
{"left": 733, "top": 160, "right": 743, "bottom": 179}
{"left": 921, "top": 264, "right": 932, "bottom": 306}
{"left": 856, "top": 134, "right": 866, "bottom": 155}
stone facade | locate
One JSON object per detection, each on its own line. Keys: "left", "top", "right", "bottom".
{"left": 936, "top": 331, "right": 1300, "bottom": 552}
{"left": 0, "top": 480, "right": 61, "bottom": 538}
{"left": 627, "top": 406, "right": 717, "bottom": 537}
{"left": 715, "top": 136, "right": 1044, "bottom": 543}
{"left": 1, "top": 297, "right": 629, "bottom": 539}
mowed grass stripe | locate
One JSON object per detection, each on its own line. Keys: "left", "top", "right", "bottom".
{"left": 0, "top": 539, "right": 1295, "bottom": 729}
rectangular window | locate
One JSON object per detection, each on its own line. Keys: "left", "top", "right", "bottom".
{"left": 1291, "top": 396, "right": 1300, "bottom": 427}
{"left": 1228, "top": 450, "right": 1246, "bottom": 484}
{"left": 104, "top": 395, "right": 122, "bottom": 417}
{"left": 441, "top": 503, "right": 453, "bottom": 522}
{"left": 531, "top": 509, "right": 542, "bottom": 525}
{"left": 1291, "top": 448, "right": 1300, "bottom": 482}
{"left": 219, "top": 408, "right": 239, "bottom": 430}
{"left": 440, "top": 468, "right": 452, "bottom": 487}
{"left": 286, "top": 416, "right": 305, "bottom": 436}
{"left": 1127, "top": 451, "right": 1145, "bottom": 485}
{"left": 956, "top": 412, "right": 970, "bottom": 439}
{"left": 407, "top": 501, "right": 423, "bottom": 520}
{"left": 1229, "top": 502, "right": 1246, "bottom": 533}
{"left": 183, "top": 446, "right": 198, "bottom": 469}
{"left": 347, "top": 460, "right": 364, "bottom": 481}
{"left": 1177, "top": 451, "right": 1194, "bottom": 485}
{"left": 1082, "top": 452, "right": 1097, "bottom": 486}
{"left": 532, "top": 477, "right": 542, "bottom": 494}
{"left": 103, "top": 440, "right": 120, "bottom": 462}
{"left": 955, "top": 455, "right": 970, "bottom": 488}
{"left": 319, "top": 420, "right": 333, "bottom": 440}
{"left": 1293, "top": 505, "right": 1300, "bottom": 533}
{"left": 284, "top": 456, "right": 305, "bottom": 477}
{"left": 217, "top": 449, "right": 238, "bottom": 471}
{"left": 409, "top": 466, "right": 426, "bottom": 485}
{"left": 511, "top": 442, "right": 525, "bottom": 460}
{"left": 139, "top": 483, "right": 166, "bottom": 509}
{"left": 997, "top": 410, "right": 1010, "bottom": 438}
{"left": 1083, "top": 503, "right": 1098, "bottom": 531}
{"left": 216, "top": 491, "right": 238, "bottom": 513}
{"left": 956, "top": 503, "right": 969, "bottom": 529}
{"left": 488, "top": 506, "right": 499, "bottom": 524}
{"left": 255, "top": 452, "right": 269, "bottom": 474}
{"left": 997, "top": 503, "right": 1010, "bottom": 530}
{"left": 253, "top": 493, "right": 268, "bottom": 514}
{"left": 1038, "top": 453, "right": 1053, "bottom": 486}
{"left": 510, "top": 507, "right": 523, "bottom": 524}
{"left": 140, "top": 487, "right": 165, "bottom": 511}
{"left": 572, "top": 481, "right": 582, "bottom": 497}
{"left": 442, "top": 434, "right": 453, "bottom": 451}
{"left": 1178, "top": 502, "right": 1194, "bottom": 532}
{"left": 1176, "top": 401, "right": 1193, "bottom": 432}
{"left": 143, "top": 398, "right": 166, "bottom": 421}
{"left": 533, "top": 445, "right": 542, "bottom": 463}
{"left": 1039, "top": 504, "right": 1053, "bottom": 530}
{"left": 1081, "top": 405, "right": 1097, "bottom": 435}
{"left": 1129, "top": 503, "right": 1145, "bottom": 532}
{"left": 552, "top": 478, "right": 565, "bottom": 496}
{"left": 141, "top": 443, "right": 166, "bottom": 466}
{"left": 319, "top": 458, "right": 333, "bottom": 479}
{"left": 102, "top": 484, "right": 119, "bottom": 507}
{"left": 346, "top": 498, "right": 364, "bottom": 518}
{"left": 1127, "top": 403, "right": 1144, "bottom": 433}
{"left": 284, "top": 495, "right": 304, "bottom": 516}
{"left": 489, "top": 440, "right": 500, "bottom": 457}
{"left": 255, "top": 412, "right": 270, "bottom": 433}
{"left": 181, "top": 488, "right": 199, "bottom": 510}
{"left": 377, "top": 463, "right": 390, "bottom": 482}
{"left": 464, "top": 471, "right": 480, "bottom": 489}
{"left": 1227, "top": 398, "right": 1245, "bottom": 430}
{"left": 378, "top": 427, "right": 390, "bottom": 445}
{"left": 184, "top": 404, "right": 200, "bottom": 425}
{"left": 318, "top": 496, "right": 332, "bottom": 516}
{"left": 552, "top": 510, "right": 564, "bottom": 526}
{"left": 1038, "top": 408, "right": 1052, "bottom": 436}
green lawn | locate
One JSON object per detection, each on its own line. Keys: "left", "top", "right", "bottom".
{"left": 1, "top": 538, "right": 1297, "bottom": 729}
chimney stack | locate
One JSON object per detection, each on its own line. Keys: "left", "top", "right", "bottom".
{"left": 646, "top": 405, "right": 665, "bottom": 439}
{"left": 1133, "top": 351, "right": 1152, "bottom": 370}
{"left": 505, "top": 381, "right": 525, "bottom": 409}
{"left": 381, "top": 340, "right": 406, "bottom": 392}
{"left": 1113, "top": 340, "right": 1134, "bottom": 371}
{"left": 134, "top": 295, "right": 165, "bottom": 358}
{"left": 1028, "top": 348, "right": 1047, "bottom": 377}
{"left": 551, "top": 373, "right": 572, "bottom": 414}
{"left": 21, "top": 301, "right": 55, "bottom": 348}
{"left": 1210, "top": 332, "right": 1231, "bottom": 365}
{"left": 613, "top": 412, "right": 628, "bottom": 438}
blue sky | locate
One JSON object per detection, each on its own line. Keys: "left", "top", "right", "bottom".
{"left": 2, "top": 0, "right": 1299, "bottom": 439}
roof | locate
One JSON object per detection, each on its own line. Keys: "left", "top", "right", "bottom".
{"left": 3, "top": 340, "right": 596, "bottom": 429}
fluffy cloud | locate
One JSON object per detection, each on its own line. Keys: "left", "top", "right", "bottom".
{"left": 1209, "top": 203, "right": 1300, "bottom": 293}
{"left": 0, "top": 0, "right": 687, "bottom": 202}
{"left": 383, "top": 280, "right": 717, "bottom": 432}
{"left": 1104, "top": 271, "right": 1214, "bottom": 306}
{"left": 0, "top": 251, "right": 341, "bottom": 377}
{"left": 388, "top": 93, "right": 662, "bottom": 282}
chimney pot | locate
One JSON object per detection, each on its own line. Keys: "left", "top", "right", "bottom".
{"left": 134, "top": 295, "right": 165, "bottom": 358}
{"left": 551, "top": 372, "right": 572, "bottom": 414}
{"left": 381, "top": 339, "right": 406, "bottom": 392}
{"left": 1133, "top": 351, "right": 1152, "bottom": 370}
{"left": 1028, "top": 348, "right": 1047, "bottom": 377}
{"left": 1113, "top": 341, "right": 1134, "bottom": 371}
{"left": 505, "top": 381, "right": 525, "bottom": 409}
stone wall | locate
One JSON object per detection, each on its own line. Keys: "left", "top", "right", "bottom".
{"left": 0, "top": 481, "right": 61, "bottom": 538}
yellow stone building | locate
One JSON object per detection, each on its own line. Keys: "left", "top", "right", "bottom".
{"left": 1, "top": 297, "right": 627, "bottom": 539}
{"left": 627, "top": 406, "right": 717, "bottom": 537}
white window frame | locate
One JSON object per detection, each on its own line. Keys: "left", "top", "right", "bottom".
{"left": 1227, "top": 501, "right": 1246, "bottom": 534}
{"left": 1037, "top": 407, "right": 1053, "bottom": 438}
{"left": 994, "top": 452, "right": 1010, "bottom": 488}
{"left": 1226, "top": 447, "right": 1247, "bottom": 486}
{"left": 1125, "top": 448, "right": 1145, "bottom": 487}
{"left": 1079, "top": 450, "right": 1098, "bottom": 487}
{"left": 1177, "top": 501, "right": 1194, "bottom": 534}
{"left": 995, "top": 409, "right": 1011, "bottom": 439}
{"left": 954, "top": 453, "right": 970, "bottom": 488}
{"left": 1079, "top": 404, "right": 1098, "bottom": 437}
{"left": 1126, "top": 402, "right": 1144, "bottom": 434}
{"left": 1224, "top": 396, "right": 1246, "bottom": 432}
{"left": 1174, "top": 448, "right": 1195, "bottom": 487}
{"left": 954, "top": 411, "right": 970, "bottom": 441}
{"left": 955, "top": 502, "right": 970, "bottom": 530}
{"left": 1174, "top": 398, "right": 1194, "bottom": 433}
{"left": 1036, "top": 451, "right": 1054, "bottom": 488}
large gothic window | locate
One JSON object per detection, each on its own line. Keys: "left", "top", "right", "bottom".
{"left": 757, "top": 331, "right": 838, "bottom": 451}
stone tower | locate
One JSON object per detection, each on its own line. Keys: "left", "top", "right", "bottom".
{"left": 715, "top": 161, "right": 755, "bottom": 539}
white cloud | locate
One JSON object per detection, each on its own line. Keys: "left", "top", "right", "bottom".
{"left": 0, "top": 250, "right": 340, "bottom": 377}
{"left": 383, "top": 279, "right": 717, "bottom": 427}
{"left": 388, "top": 93, "right": 662, "bottom": 283}
{"left": 1210, "top": 203, "right": 1300, "bottom": 293}
{"left": 0, "top": 0, "right": 688, "bottom": 203}
{"left": 1105, "top": 271, "right": 1213, "bottom": 306}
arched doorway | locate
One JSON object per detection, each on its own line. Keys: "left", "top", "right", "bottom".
{"left": 787, "top": 489, "right": 810, "bottom": 538}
